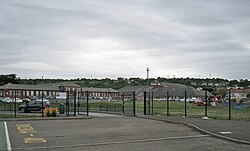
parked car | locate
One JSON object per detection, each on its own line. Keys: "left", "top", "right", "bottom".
{"left": 18, "top": 99, "right": 51, "bottom": 113}
{"left": 22, "top": 98, "right": 31, "bottom": 103}
{"left": 13, "top": 98, "right": 23, "bottom": 103}
{"left": 1, "top": 97, "right": 23, "bottom": 103}
{"left": 2, "top": 97, "right": 13, "bottom": 103}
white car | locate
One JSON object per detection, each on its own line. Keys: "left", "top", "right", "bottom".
{"left": 2, "top": 97, "right": 23, "bottom": 103}
{"left": 180, "top": 98, "right": 192, "bottom": 102}
{"left": 2, "top": 97, "right": 13, "bottom": 103}
{"left": 15, "top": 98, "right": 23, "bottom": 103}
{"left": 190, "top": 97, "right": 197, "bottom": 103}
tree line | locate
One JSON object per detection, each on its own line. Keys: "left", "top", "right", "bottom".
{"left": 0, "top": 74, "right": 250, "bottom": 91}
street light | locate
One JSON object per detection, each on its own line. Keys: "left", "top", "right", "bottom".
{"left": 42, "top": 76, "right": 44, "bottom": 117}
{"left": 146, "top": 67, "right": 150, "bottom": 90}
{"left": 146, "top": 67, "right": 150, "bottom": 114}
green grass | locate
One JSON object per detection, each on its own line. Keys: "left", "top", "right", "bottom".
{"left": 81, "top": 100, "right": 250, "bottom": 120}
{"left": 1, "top": 100, "right": 249, "bottom": 120}
{"left": 0, "top": 102, "right": 23, "bottom": 112}
{"left": 150, "top": 101, "right": 250, "bottom": 120}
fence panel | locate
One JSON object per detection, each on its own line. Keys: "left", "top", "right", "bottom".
{"left": 123, "top": 92, "right": 135, "bottom": 116}
{"left": 77, "top": 91, "right": 88, "bottom": 115}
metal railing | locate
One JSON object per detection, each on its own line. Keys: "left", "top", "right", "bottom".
{"left": 1, "top": 89, "right": 249, "bottom": 120}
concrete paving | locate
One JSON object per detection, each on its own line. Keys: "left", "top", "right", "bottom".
{"left": 88, "top": 112, "right": 123, "bottom": 117}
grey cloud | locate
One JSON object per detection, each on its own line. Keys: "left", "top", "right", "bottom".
{"left": 0, "top": 0, "right": 249, "bottom": 79}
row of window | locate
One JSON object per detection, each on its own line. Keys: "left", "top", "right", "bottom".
{"left": 0, "top": 90, "right": 120, "bottom": 98}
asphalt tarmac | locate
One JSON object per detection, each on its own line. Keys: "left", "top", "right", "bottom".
{"left": 5, "top": 116, "right": 250, "bottom": 151}
{"left": 138, "top": 114, "right": 250, "bottom": 143}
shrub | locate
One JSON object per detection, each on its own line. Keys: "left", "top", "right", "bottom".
{"left": 51, "top": 109, "right": 57, "bottom": 117}
{"left": 46, "top": 110, "right": 51, "bottom": 117}
{"left": 45, "top": 108, "right": 58, "bottom": 117}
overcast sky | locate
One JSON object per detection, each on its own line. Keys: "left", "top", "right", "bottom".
{"left": 0, "top": 0, "right": 250, "bottom": 80}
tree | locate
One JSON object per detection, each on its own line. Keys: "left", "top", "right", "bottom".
{"left": 0, "top": 74, "right": 20, "bottom": 85}
{"left": 229, "top": 80, "right": 238, "bottom": 87}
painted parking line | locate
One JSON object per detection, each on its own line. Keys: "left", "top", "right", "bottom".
{"left": 4, "top": 122, "right": 12, "bottom": 151}
{"left": 220, "top": 131, "right": 232, "bottom": 134}
{"left": 0, "top": 122, "right": 12, "bottom": 151}
{"left": 16, "top": 124, "right": 46, "bottom": 144}
{"left": 12, "top": 134, "right": 210, "bottom": 150}
{"left": 24, "top": 137, "right": 47, "bottom": 143}
{"left": 0, "top": 122, "right": 7, "bottom": 151}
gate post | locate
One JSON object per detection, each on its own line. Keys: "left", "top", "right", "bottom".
{"left": 205, "top": 90, "right": 208, "bottom": 117}
{"left": 151, "top": 92, "right": 154, "bottom": 115}
{"left": 122, "top": 93, "right": 124, "bottom": 114}
{"left": 185, "top": 90, "right": 187, "bottom": 117}
{"left": 66, "top": 91, "right": 69, "bottom": 116}
{"left": 42, "top": 89, "right": 44, "bottom": 117}
{"left": 228, "top": 89, "right": 231, "bottom": 120}
{"left": 144, "top": 92, "right": 146, "bottom": 115}
{"left": 148, "top": 93, "right": 150, "bottom": 114}
{"left": 87, "top": 91, "right": 89, "bottom": 116}
{"left": 15, "top": 90, "right": 17, "bottom": 118}
{"left": 77, "top": 92, "right": 80, "bottom": 114}
{"left": 133, "top": 91, "right": 136, "bottom": 116}
{"left": 167, "top": 91, "right": 169, "bottom": 116}
{"left": 65, "top": 92, "right": 68, "bottom": 116}
{"left": 74, "top": 91, "right": 76, "bottom": 116}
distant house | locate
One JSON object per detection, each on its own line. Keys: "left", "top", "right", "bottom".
{"left": 208, "top": 82, "right": 214, "bottom": 86}
{"left": 150, "top": 80, "right": 161, "bottom": 86}
{"left": 230, "top": 89, "right": 250, "bottom": 101}
{"left": 0, "top": 82, "right": 82, "bottom": 98}
{"left": 119, "top": 82, "right": 213, "bottom": 100}
{"left": 119, "top": 86, "right": 149, "bottom": 100}
{"left": 220, "top": 82, "right": 228, "bottom": 87}
{"left": 152, "top": 82, "right": 213, "bottom": 99}
{"left": 0, "top": 82, "right": 119, "bottom": 99}
{"left": 38, "top": 82, "right": 82, "bottom": 92}
{"left": 201, "top": 82, "right": 207, "bottom": 86}
{"left": 214, "top": 83, "right": 220, "bottom": 87}
{"left": 81, "top": 87, "right": 119, "bottom": 100}
{"left": 191, "top": 82, "right": 197, "bottom": 86}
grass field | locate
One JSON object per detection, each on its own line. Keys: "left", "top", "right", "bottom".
{"left": 85, "top": 100, "right": 250, "bottom": 120}
{"left": 149, "top": 101, "right": 250, "bottom": 120}
{"left": 1, "top": 100, "right": 249, "bottom": 120}
{"left": 76, "top": 100, "right": 250, "bottom": 120}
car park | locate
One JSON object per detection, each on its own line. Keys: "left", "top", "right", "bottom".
{"left": 18, "top": 99, "right": 51, "bottom": 113}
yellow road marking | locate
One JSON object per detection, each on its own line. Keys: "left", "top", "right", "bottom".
{"left": 24, "top": 137, "right": 47, "bottom": 143}
{"left": 16, "top": 124, "right": 47, "bottom": 144}
{"left": 16, "top": 124, "right": 36, "bottom": 133}
{"left": 16, "top": 124, "right": 31, "bottom": 127}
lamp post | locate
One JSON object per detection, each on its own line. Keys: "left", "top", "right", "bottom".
{"left": 146, "top": 67, "right": 150, "bottom": 91}
{"left": 228, "top": 88, "right": 231, "bottom": 120}
{"left": 146, "top": 67, "right": 150, "bottom": 114}
{"left": 42, "top": 76, "right": 44, "bottom": 117}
